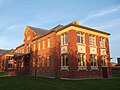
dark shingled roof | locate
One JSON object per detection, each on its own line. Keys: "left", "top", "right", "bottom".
{"left": 27, "top": 26, "right": 48, "bottom": 35}
{"left": 50, "top": 24, "right": 64, "bottom": 31}
{"left": 0, "top": 49, "right": 14, "bottom": 55}
{"left": 0, "top": 49, "right": 8, "bottom": 55}
{"left": 31, "top": 21, "right": 110, "bottom": 41}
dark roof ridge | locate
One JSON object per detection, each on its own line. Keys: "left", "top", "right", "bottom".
{"left": 50, "top": 24, "right": 64, "bottom": 31}
{"left": 30, "top": 20, "right": 110, "bottom": 41}
{"left": 55, "top": 21, "right": 110, "bottom": 35}
{"left": 27, "top": 25, "right": 47, "bottom": 30}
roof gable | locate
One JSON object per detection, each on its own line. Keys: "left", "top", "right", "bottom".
{"left": 56, "top": 20, "right": 110, "bottom": 35}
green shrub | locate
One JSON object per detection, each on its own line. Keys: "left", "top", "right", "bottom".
{"left": 112, "top": 72, "right": 120, "bottom": 77}
{"left": 0, "top": 72, "right": 7, "bottom": 76}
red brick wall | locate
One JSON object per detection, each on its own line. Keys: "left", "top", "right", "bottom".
{"left": 12, "top": 27, "right": 111, "bottom": 78}
{"left": 56, "top": 29, "right": 110, "bottom": 78}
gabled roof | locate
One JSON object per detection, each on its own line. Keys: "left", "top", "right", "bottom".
{"left": 27, "top": 26, "right": 48, "bottom": 35}
{"left": 32, "top": 20, "right": 110, "bottom": 41}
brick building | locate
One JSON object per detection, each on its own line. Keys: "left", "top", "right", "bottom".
{"left": 0, "top": 49, "right": 14, "bottom": 71}
{"left": 0, "top": 21, "right": 111, "bottom": 78}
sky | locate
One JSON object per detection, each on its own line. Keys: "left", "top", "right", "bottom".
{"left": 0, "top": 0, "right": 120, "bottom": 62}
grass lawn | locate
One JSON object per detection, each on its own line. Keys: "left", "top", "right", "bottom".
{"left": 0, "top": 76, "right": 120, "bottom": 90}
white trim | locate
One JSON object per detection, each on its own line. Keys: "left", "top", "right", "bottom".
{"left": 60, "top": 66, "right": 69, "bottom": 71}
{"left": 77, "top": 66, "right": 87, "bottom": 71}
{"left": 91, "top": 66, "right": 98, "bottom": 70}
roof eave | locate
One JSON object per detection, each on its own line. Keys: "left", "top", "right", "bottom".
{"left": 56, "top": 23, "right": 110, "bottom": 35}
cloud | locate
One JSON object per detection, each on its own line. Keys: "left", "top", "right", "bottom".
{"left": 4, "top": 24, "right": 25, "bottom": 32}
{"left": 80, "top": 5, "right": 120, "bottom": 24}
{"left": 6, "top": 25, "right": 16, "bottom": 30}
{"left": 93, "top": 18, "right": 120, "bottom": 29}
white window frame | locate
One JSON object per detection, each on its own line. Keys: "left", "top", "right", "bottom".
{"left": 37, "top": 58, "right": 40, "bottom": 67}
{"left": 47, "top": 56, "right": 50, "bottom": 67}
{"left": 33, "top": 59, "right": 35, "bottom": 67}
{"left": 61, "top": 33, "right": 68, "bottom": 45}
{"left": 61, "top": 54, "right": 68, "bottom": 66}
{"left": 89, "top": 35, "right": 96, "bottom": 46}
{"left": 77, "top": 33, "right": 85, "bottom": 44}
{"left": 100, "top": 38, "right": 105, "bottom": 48}
{"left": 101, "top": 55, "right": 107, "bottom": 66}
{"left": 43, "top": 40, "right": 45, "bottom": 49}
{"left": 38, "top": 42, "right": 40, "bottom": 50}
{"left": 90, "top": 54, "right": 97, "bottom": 66}
{"left": 42, "top": 58, "right": 45, "bottom": 67}
{"left": 48, "top": 37, "right": 50, "bottom": 48}
{"left": 78, "top": 54, "right": 86, "bottom": 66}
{"left": 90, "top": 54, "right": 98, "bottom": 70}
{"left": 28, "top": 44, "right": 30, "bottom": 53}
{"left": 78, "top": 53, "right": 87, "bottom": 70}
{"left": 34, "top": 43, "right": 36, "bottom": 51}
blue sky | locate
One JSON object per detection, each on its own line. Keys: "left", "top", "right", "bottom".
{"left": 0, "top": 0, "right": 120, "bottom": 62}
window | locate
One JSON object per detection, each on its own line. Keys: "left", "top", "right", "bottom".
{"left": 38, "top": 42, "right": 40, "bottom": 50}
{"left": 8, "top": 59, "right": 13, "bottom": 69}
{"left": 22, "top": 48, "right": 24, "bottom": 53}
{"left": 33, "top": 59, "right": 35, "bottom": 67}
{"left": 34, "top": 43, "right": 36, "bottom": 51}
{"left": 47, "top": 56, "right": 50, "bottom": 67}
{"left": 100, "top": 38, "right": 105, "bottom": 48}
{"left": 43, "top": 40, "right": 45, "bottom": 49}
{"left": 8, "top": 64, "right": 12, "bottom": 69}
{"left": 37, "top": 58, "right": 40, "bottom": 67}
{"left": 48, "top": 37, "right": 50, "bottom": 48}
{"left": 61, "top": 33, "right": 68, "bottom": 45}
{"left": 8, "top": 56, "right": 12, "bottom": 60}
{"left": 42, "top": 58, "right": 45, "bottom": 67}
{"left": 101, "top": 56, "right": 107, "bottom": 66}
{"left": 21, "top": 61, "right": 24, "bottom": 68}
{"left": 65, "top": 34, "right": 68, "bottom": 44}
{"left": 77, "top": 33, "right": 84, "bottom": 44}
{"left": 90, "top": 54, "right": 97, "bottom": 66}
{"left": 78, "top": 54, "right": 86, "bottom": 66}
{"left": 89, "top": 35, "right": 95, "bottom": 46}
{"left": 61, "top": 54, "right": 68, "bottom": 66}
{"left": 62, "top": 34, "right": 64, "bottom": 45}
{"left": 28, "top": 44, "right": 30, "bottom": 53}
